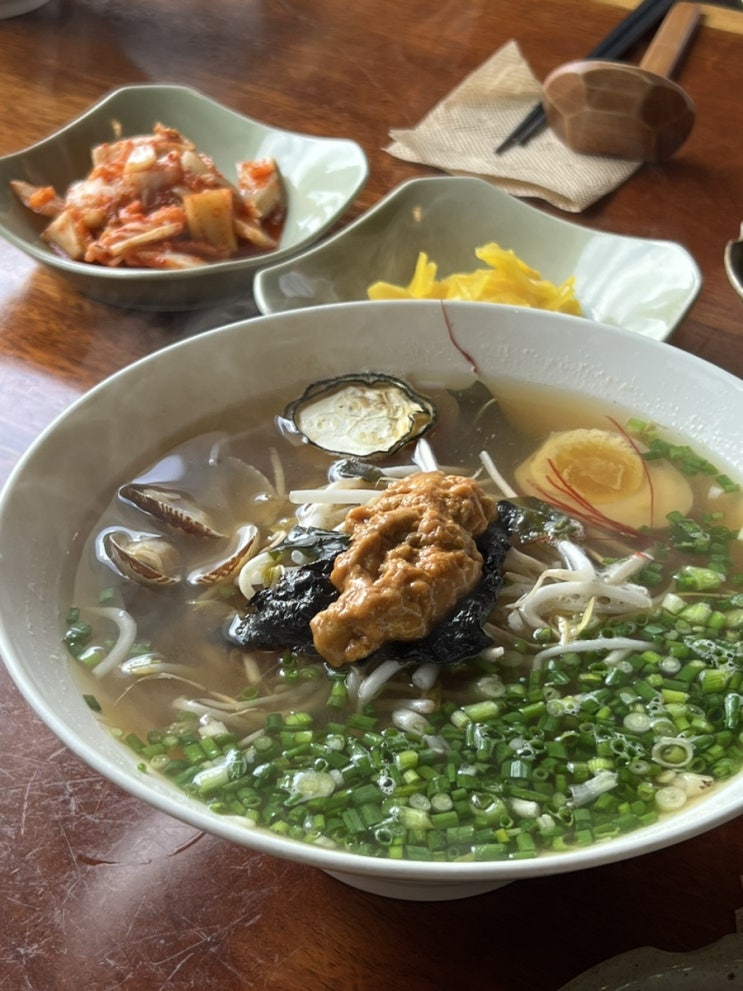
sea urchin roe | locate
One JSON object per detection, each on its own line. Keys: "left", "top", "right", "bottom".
{"left": 310, "top": 471, "right": 496, "bottom": 666}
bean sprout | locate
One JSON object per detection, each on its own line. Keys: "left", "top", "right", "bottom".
{"left": 289, "top": 485, "right": 380, "bottom": 505}
{"left": 603, "top": 551, "right": 654, "bottom": 584}
{"left": 413, "top": 437, "right": 440, "bottom": 472}
{"left": 392, "top": 708, "right": 431, "bottom": 736}
{"left": 411, "top": 662, "right": 440, "bottom": 690}
{"left": 89, "top": 607, "right": 138, "bottom": 678}
{"left": 479, "top": 449, "right": 517, "bottom": 498}
{"left": 513, "top": 576, "right": 652, "bottom": 630}
{"left": 269, "top": 447, "right": 286, "bottom": 499}
{"left": 534, "top": 636, "right": 656, "bottom": 669}
{"left": 357, "top": 659, "right": 406, "bottom": 706}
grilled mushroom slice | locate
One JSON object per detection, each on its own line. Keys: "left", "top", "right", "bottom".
{"left": 282, "top": 373, "right": 436, "bottom": 458}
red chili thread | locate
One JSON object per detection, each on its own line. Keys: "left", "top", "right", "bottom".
{"left": 606, "top": 415, "right": 656, "bottom": 527}
{"left": 540, "top": 459, "right": 646, "bottom": 539}
{"left": 440, "top": 301, "right": 479, "bottom": 375}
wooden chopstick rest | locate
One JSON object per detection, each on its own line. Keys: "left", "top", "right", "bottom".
{"left": 541, "top": 1, "right": 701, "bottom": 161}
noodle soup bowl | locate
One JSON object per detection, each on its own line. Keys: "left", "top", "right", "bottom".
{"left": 1, "top": 300, "right": 742, "bottom": 900}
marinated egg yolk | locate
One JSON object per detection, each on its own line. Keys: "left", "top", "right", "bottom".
{"left": 515, "top": 428, "right": 693, "bottom": 530}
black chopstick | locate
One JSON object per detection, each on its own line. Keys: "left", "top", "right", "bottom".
{"left": 495, "top": 0, "right": 677, "bottom": 153}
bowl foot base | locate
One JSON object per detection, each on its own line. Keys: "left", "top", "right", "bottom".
{"left": 323, "top": 869, "right": 511, "bottom": 901}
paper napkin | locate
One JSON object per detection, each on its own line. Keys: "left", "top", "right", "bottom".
{"left": 385, "top": 40, "right": 641, "bottom": 213}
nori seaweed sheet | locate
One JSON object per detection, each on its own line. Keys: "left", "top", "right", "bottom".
{"left": 496, "top": 497, "right": 584, "bottom": 543}
{"left": 226, "top": 527, "right": 348, "bottom": 654}
{"left": 226, "top": 519, "right": 512, "bottom": 667}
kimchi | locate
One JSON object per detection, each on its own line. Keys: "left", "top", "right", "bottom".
{"left": 11, "top": 123, "right": 286, "bottom": 269}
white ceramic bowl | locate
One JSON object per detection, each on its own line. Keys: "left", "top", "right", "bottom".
{"left": 1, "top": 300, "right": 742, "bottom": 901}
{"left": 725, "top": 223, "right": 743, "bottom": 305}
{"left": 0, "top": 85, "right": 368, "bottom": 310}
{"left": 253, "top": 176, "right": 702, "bottom": 341}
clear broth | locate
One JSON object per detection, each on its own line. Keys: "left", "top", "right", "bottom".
{"left": 66, "top": 377, "right": 743, "bottom": 861}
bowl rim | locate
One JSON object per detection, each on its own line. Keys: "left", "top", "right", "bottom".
{"left": 1, "top": 298, "right": 742, "bottom": 887}
{"left": 724, "top": 226, "right": 743, "bottom": 300}
{"left": 0, "top": 82, "right": 369, "bottom": 282}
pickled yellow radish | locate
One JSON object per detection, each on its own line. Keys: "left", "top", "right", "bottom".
{"left": 367, "top": 242, "right": 581, "bottom": 315}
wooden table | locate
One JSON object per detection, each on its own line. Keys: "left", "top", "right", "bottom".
{"left": 1, "top": 1, "right": 742, "bottom": 988}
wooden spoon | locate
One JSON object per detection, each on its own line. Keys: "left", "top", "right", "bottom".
{"left": 542, "top": 1, "right": 701, "bottom": 161}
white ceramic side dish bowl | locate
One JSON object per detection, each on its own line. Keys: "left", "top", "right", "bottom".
{"left": 253, "top": 177, "right": 702, "bottom": 341}
{"left": 1, "top": 300, "right": 741, "bottom": 901}
{"left": 725, "top": 223, "right": 743, "bottom": 306}
{"left": 559, "top": 934, "right": 743, "bottom": 991}
{"left": 0, "top": 0, "right": 48, "bottom": 16}
{"left": 0, "top": 85, "right": 368, "bottom": 310}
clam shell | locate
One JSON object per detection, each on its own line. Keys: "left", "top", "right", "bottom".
{"left": 119, "top": 483, "right": 225, "bottom": 538}
{"left": 103, "top": 530, "right": 183, "bottom": 587}
{"left": 187, "top": 523, "right": 260, "bottom": 587}
{"left": 284, "top": 373, "right": 436, "bottom": 458}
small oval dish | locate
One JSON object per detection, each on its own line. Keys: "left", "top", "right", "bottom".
{"left": 253, "top": 176, "right": 702, "bottom": 341}
{"left": 0, "top": 84, "right": 368, "bottom": 310}
{"left": 725, "top": 223, "right": 743, "bottom": 305}
{"left": 0, "top": 0, "right": 48, "bottom": 16}
{"left": 559, "top": 934, "right": 743, "bottom": 991}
